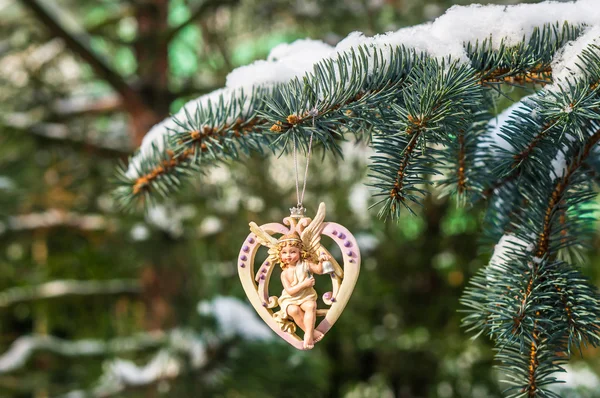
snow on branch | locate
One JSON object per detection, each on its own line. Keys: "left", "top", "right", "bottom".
{"left": 551, "top": 25, "right": 600, "bottom": 85}
{"left": 6, "top": 209, "right": 112, "bottom": 231}
{"left": 0, "top": 331, "right": 167, "bottom": 374}
{"left": 2, "top": 113, "right": 129, "bottom": 157}
{"left": 61, "top": 330, "right": 207, "bottom": 398}
{"left": 0, "top": 279, "right": 141, "bottom": 308}
{"left": 1, "top": 296, "right": 273, "bottom": 397}
{"left": 123, "top": 0, "right": 600, "bottom": 180}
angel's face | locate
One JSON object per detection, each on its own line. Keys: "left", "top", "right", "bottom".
{"left": 280, "top": 245, "right": 301, "bottom": 266}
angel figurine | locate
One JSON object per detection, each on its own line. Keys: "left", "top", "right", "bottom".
{"left": 249, "top": 203, "right": 338, "bottom": 349}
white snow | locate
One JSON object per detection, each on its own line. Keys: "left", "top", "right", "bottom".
{"left": 2, "top": 297, "right": 271, "bottom": 396}
{"left": 130, "top": 223, "right": 150, "bottom": 241}
{"left": 550, "top": 132, "right": 578, "bottom": 180}
{"left": 169, "top": 329, "right": 207, "bottom": 368}
{"left": 0, "top": 176, "right": 14, "bottom": 190}
{"left": 197, "top": 216, "right": 223, "bottom": 237}
{"left": 552, "top": 363, "right": 600, "bottom": 392}
{"left": 268, "top": 154, "right": 297, "bottom": 190}
{"left": 197, "top": 296, "right": 273, "bottom": 341}
{"left": 0, "top": 336, "right": 39, "bottom": 373}
{"left": 551, "top": 25, "right": 600, "bottom": 84}
{"left": 105, "top": 350, "right": 180, "bottom": 386}
{"left": 60, "top": 349, "right": 183, "bottom": 398}
{"left": 0, "top": 332, "right": 166, "bottom": 374}
{"left": 126, "top": 0, "right": 600, "bottom": 179}
{"left": 145, "top": 203, "right": 196, "bottom": 238}
{"left": 244, "top": 195, "right": 265, "bottom": 212}
{"left": 227, "top": 39, "right": 333, "bottom": 90}
{"left": 433, "top": 1, "right": 599, "bottom": 50}
{"left": 478, "top": 97, "right": 536, "bottom": 160}
{"left": 550, "top": 146, "right": 567, "bottom": 179}
{"left": 349, "top": 183, "right": 371, "bottom": 223}
{"left": 355, "top": 233, "right": 379, "bottom": 253}
{"left": 487, "top": 234, "right": 534, "bottom": 281}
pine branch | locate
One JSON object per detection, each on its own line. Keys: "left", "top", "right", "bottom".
{"left": 114, "top": 19, "right": 587, "bottom": 213}
{"left": 471, "top": 22, "right": 582, "bottom": 89}
{"left": 461, "top": 38, "right": 600, "bottom": 395}
{"left": 437, "top": 110, "right": 491, "bottom": 202}
{"left": 497, "top": 338, "right": 566, "bottom": 398}
{"left": 101, "top": 3, "right": 600, "bottom": 394}
{"left": 491, "top": 124, "right": 600, "bottom": 335}
{"left": 114, "top": 88, "right": 273, "bottom": 210}
{"left": 370, "top": 58, "right": 482, "bottom": 218}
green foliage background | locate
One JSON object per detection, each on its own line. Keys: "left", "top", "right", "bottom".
{"left": 1, "top": 0, "right": 599, "bottom": 397}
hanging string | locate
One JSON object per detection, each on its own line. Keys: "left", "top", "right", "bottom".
{"left": 293, "top": 108, "right": 317, "bottom": 208}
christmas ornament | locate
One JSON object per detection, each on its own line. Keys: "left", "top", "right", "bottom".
{"left": 239, "top": 202, "right": 360, "bottom": 350}
{"left": 238, "top": 117, "right": 360, "bottom": 350}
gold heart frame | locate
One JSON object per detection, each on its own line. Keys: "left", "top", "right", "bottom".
{"left": 237, "top": 205, "right": 361, "bottom": 350}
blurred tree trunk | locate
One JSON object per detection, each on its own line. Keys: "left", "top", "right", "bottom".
{"left": 18, "top": 0, "right": 181, "bottom": 333}
{"left": 133, "top": 0, "right": 171, "bottom": 145}
{"left": 19, "top": 0, "right": 170, "bottom": 146}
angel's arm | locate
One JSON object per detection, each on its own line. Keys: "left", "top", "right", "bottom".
{"left": 281, "top": 269, "right": 312, "bottom": 296}
{"left": 307, "top": 261, "right": 322, "bottom": 275}
{"left": 307, "top": 253, "right": 329, "bottom": 274}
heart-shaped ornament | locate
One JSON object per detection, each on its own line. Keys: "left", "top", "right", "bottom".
{"left": 238, "top": 202, "right": 360, "bottom": 350}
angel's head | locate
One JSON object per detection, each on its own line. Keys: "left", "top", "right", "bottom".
{"left": 276, "top": 232, "right": 309, "bottom": 268}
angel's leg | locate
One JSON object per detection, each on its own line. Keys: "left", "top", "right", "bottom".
{"left": 287, "top": 305, "right": 306, "bottom": 331}
{"left": 300, "top": 300, "right": 317, "bottom": 349}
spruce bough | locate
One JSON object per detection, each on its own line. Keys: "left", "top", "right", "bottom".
{"left": 114, "top": 2, "right": 600, "bottom": 396}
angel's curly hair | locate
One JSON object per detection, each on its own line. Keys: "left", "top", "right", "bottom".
{"left": 275, "top": 232, "right": 312, "bottom": 268}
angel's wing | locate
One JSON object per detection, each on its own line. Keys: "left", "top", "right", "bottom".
{"left": 300, "top": 202, "right": 326, "bottom": 260}
{"left": 249, "top": 222, "right": 279, "bottom": 264}
{"left": 249, "top": 222, "right": 278, "bottom": 248}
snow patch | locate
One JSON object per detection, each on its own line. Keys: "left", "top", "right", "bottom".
{"left": 478, "top": 97, "right": 535, "bottom": 160}
{"left": 197, "top": 296, "right": 273, "bottom": 341}
{"left": 130, "top": 223, "right": 150, "bottom": 241}
{"left": 552, "top": 25, "right": 600, "bottom": 84}
{"left": 487, "top": 234, "right": 534, "bottom": 281}
{"left": 0, "top": 176, "right": 15, "bottom": 190}
{"left": 197, "top": 216, "right": 223, "bottom": 237}
{"left": 349, "top": 183, "right": 371, "bottom": 223}
{"left": 146, "top": 203, "right": 196, "bottom": 238}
